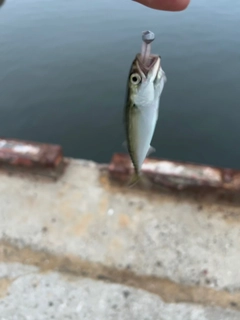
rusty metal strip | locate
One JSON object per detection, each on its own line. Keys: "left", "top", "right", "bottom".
{"left": 0, "top": 138, "right": 63, "bottom": 170}
{"left": 108, "top": 153, "right": 240, "bottom": 191}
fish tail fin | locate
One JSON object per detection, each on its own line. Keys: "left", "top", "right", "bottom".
{"left": 127, "top": 172, "right": 141, "bottom": 188}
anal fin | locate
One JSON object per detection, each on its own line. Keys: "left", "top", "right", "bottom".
{"left": 147, "top": 145, "right": 156, "bottom": 157}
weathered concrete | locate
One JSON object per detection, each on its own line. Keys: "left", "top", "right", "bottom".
{"left": 0, "top": 158, "right": 240, "bottom": 318}
{"left": 0, "top": 263, "right": 240, "bottom": 320}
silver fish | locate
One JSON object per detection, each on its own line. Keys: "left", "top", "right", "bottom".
{"left": 124, "top": 30, "right": 167, "bottom": 186}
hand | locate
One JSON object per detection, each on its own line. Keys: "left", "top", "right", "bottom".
{"left": 133, "top": 0, "right": 190, "bottom": 11}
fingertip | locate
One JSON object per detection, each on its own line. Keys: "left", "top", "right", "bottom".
{"left": 174, "top": 0, "right": 191, "bottom": 11}
{"left": 133, "top": 0, "right": 191, "bottom": 11}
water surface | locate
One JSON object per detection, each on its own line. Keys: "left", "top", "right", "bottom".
{"left": 0, "top": 0, "right": 240, "bottom": 168}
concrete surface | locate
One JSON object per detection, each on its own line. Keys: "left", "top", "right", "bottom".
{"left": 0, "top": 158, "right": 240, "bottom": 319}
{"left": 1, "top": 263, "right": 240, "bottom": 320}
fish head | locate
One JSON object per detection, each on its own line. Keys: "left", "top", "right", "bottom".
{"left": 127, "top": 54, "right": 166, "bottom": 105}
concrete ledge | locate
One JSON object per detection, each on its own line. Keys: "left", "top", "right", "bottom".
{"left": 1, "top": 153, "right": 240, "bottom": 318}
{"left": 1, "top": 263, "right": 240, "bottom": 320}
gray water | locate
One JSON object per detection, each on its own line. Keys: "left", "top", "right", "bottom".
{"left": 0, "top": 0, "right": 240, "bottom": 168}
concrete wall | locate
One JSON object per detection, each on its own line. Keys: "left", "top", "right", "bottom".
{"left": 0, "top": 158, "right": 240, "bottom": 319}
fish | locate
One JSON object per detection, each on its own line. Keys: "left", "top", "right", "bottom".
{"left": 124, "top": 30, "right": 167, "bottom": 186}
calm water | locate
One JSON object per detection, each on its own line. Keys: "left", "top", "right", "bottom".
{"left": 0, "top": 0, "right": 240, "bottom": 168}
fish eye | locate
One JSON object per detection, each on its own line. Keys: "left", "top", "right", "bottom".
{"left": 130, "top": 73, "right": 141, "bottom": 85}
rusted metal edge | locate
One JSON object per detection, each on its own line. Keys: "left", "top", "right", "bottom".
{"left": 108, "top": 153, "right": 240, "bottom": 192}
{"left": 1, "top": 139, "right": 240, "bottom": 192}
{"left": 0, "top": 138, "right": 64, "bottom": 178}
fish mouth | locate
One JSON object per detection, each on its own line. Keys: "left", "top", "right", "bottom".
{"left": 136, "top": 35, "right": 160, "bottom": 76}
{"left": 136, "top": 53, "right": 160, "bottom": 76}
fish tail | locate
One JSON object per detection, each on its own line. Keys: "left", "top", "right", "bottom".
{"left": 127, "top": 171, "right": 141, "bottom": 188}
